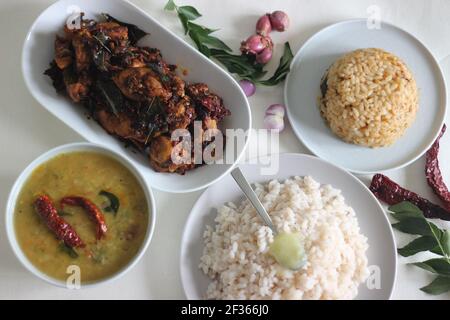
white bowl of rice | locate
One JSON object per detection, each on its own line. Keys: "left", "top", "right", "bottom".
{"left": 180, "top": 153, "right": 397, "bottom": 300}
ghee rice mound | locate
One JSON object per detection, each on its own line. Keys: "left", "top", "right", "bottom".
{"left": 199, "top": 176, "right": 369, "bottom": 300}
{"left": 319, "top": 48, "right": 419, "bottom": 148}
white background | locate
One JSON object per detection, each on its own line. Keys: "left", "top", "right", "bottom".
{"left": 1, "top": 0, "right": 450, "bottom": 299}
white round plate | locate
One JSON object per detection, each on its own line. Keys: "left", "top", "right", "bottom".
{"left": 180, "top": 153, "right": 397, "bottom": 300}
{"left": 284, "top": 19, "right": 447, "bottom": 174}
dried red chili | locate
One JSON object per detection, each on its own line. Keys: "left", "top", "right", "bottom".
{"left": 370, "top": 174, "right": 450, "bottom": 221}
{"left": 34, "top": 195, "right": 85, "bottom": 248}
{"left": 425, "top": 124, "right": 450, "bottom": 209}
{"left": 60, "top": 196, "right": 107, "bottom": 239}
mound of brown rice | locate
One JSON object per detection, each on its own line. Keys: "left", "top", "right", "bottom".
{"left": 319, "top": 48, "right": 419, "bottom": 148}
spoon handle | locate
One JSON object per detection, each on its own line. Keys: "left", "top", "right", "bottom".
{"left": 230, "top": 167, "right": 278, "bottom": 234}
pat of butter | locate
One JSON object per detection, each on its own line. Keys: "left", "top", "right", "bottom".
{"left": 269, "top": 232, "right": 307, "bottom": 270}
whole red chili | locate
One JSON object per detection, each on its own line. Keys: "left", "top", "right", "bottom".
{"left": 370, "top": 174, "right": 450, "bottom": 221}
{"left": 34, "top": 195, "right": 85, "bottom": 248}
{"left": 425, "top": 125, "right": 450, "bottom": 209}
{"left": 61, "top": 196, "right": 107, "bottom": 240}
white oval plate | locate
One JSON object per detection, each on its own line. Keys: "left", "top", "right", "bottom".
{"left": 180, "top": 153, "right": 397, "bottom": 300}
{"left": 22, "top": 0, "right": 251, "bottom": 193}
{"left": 285, "top": 19, "right": 447, "bottom": 174}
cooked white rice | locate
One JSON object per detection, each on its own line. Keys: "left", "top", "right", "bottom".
{"left": 199, "top": 176, "right": 369, "bottom": 300}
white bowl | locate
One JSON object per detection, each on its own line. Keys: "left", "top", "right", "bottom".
{"left": 5, "top": 142, "right": 156, "bottom": 288}
{"left": 22, "top": 0, "right": 251, "bottom": 193}
{"left": 180, "top": 153, "right": 397, "bottom": 300}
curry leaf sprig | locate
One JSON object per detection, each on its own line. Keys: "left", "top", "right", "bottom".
{"left": 164, "top": 0, "right": 293, "bottom": 86}
{"left": 389, "top": 201, "right": 450, "bottom": 295}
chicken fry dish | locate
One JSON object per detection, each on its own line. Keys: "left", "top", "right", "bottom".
{"left": 45, "top": 13, "right": 230, "bottom": 174}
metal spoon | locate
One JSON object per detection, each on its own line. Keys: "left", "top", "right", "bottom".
{"left": 230, "top": 167, "right": 278, "bottom": 235}
{"left": 230, "top": 167, "right": 307, "bottom": 270}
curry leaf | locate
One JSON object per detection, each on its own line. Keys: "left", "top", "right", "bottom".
{"left": 320, "top": 75, "right": 328, "bottom": 98}
{"left": 210, "top": 49, "right": 266, "bottom": 78}
{"left": 188, "top": 29, "right": 211, "bottom": 56}
{"left": 389, "top": 201, "right": 423, "bottom": 218}
{"left": 93, "top": 32, "right": 112, "bottom": 53}
{"left": 442, "top": 230, "right": 450, "bottom": 256}
{"left": 389, "top": 201, "right": 423, "bottom": 214}
{"left": 59, "top": 243, "right": 78, "bottom": 259}
{"left": 420, "top": 276, "right": 450, "bottom": 295}
{"left": 179, "top": 13, "right": 190, "bottom": 34}
{"left": 390, "top": 202, "right": 444, "bottom": 239}
{"left": 390, "top": 201, "right": 450, "bottom": 295}
{"left": 187, "top": 22, "right": 218, "bottom": 35}
{"left": 189, "top": 23, "right": 231, "bottom": 52}
{"left": 412, "top": 258, "right": 450, "bottom": 276}
{"left": 93, "top": 49, "right": 108, "bottom": 72}
{"left": 392, "top": 219, "right": 435, "bottom": 237}
{"left": 398, "top": 236, "right": 440, "bottom": 257}
{"left": 96, "top": 79, "right": 123, "bottom": 116}
{"left": 164, "top": 0, "right": 176, "bottom": 11}
{"left": 255, "top": 42, "right": 294, "bottom": 86}
{"left": 177, "top": 6, "right": 202, "bottom": 21}
{"left": 99, "top": 190, "right": 120, "bottom": 215}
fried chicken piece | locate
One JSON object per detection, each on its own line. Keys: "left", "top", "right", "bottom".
{"left": 66, "top": 83, "right": 88, "bottom": 102}
{"left": 72, "top": 35, "right": 91, "bottom": 72}
{"left": 171, "top": 75, "right": 185, "bottom": 98}
{"left": 62, "top": 17, "right": 93, "bottom": 72}
{"left": 186, "top": 83, "right": 231, "bottom": 121}
{"left": 149, "top": 135, "right": 173, "bottom": 165}
{"left": 148, "top": 135, "right": 195, "bottom": 174}
{"left": 63, "top": 17, "right": 95, "bottom": 40}
{"left": 54, "top": 36, "right": 72, "bottom": 69}
{"left": 94, "top": 22, "right": 128, "bottom": 47}
{"left": 166, "top": 96, "right": 195, "bottom": 131}
{"left": 96, "top": 109, "right": 146, "bottom": 146}
{"left": 203, "top": 116, "right": 217, "bottom": 130}
{"left": 113, "top": 67, "right": 172, "bottom": 102}
{"left": 64, "top": 71, "right": 91, "bottom": 103}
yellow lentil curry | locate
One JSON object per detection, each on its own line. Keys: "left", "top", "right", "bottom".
{"left": 14, "top": 151, "right": 149, "bottom": 283}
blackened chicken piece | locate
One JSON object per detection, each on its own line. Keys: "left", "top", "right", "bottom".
{"left": 64, "top": 71, "right": 91, "bottom": 103}
{"left": 94, "top": 22, "right": 128, "bottom": 46}
{"left": 186, "top": 83, "right": 231, "bottom": 121}
{"left": 119, "top": 47, "right": 165, "bottom": 68}
{"left": 66, "top": 82, "right": 89, "bottom": 102}
{"left": 62, "top": 20, "right": 94, "bottom": 72}
{"left": 113, "top": 67, "right": 172, "bottom": 102}
{"left": 166, "top": 96, "right": 195, "bottom": 131}
{"left": 72, "top": 34, "right": 91, "bottom": 72}
{"left": 54, "top": 36, "right": 73, "bottom": 69}
{"left": 96, "top": 109, "right": 147, "bottom": 147}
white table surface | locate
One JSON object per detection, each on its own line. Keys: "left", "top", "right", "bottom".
{"left": 1, "top": 0, "right": 450, "bottom": 300}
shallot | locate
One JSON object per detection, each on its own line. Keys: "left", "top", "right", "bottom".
{"left": 239, "top": 80, "right": 256, "bottom": 97}
{"left": 256, "top": 47, "right": 273, "bottom": 64}
{"left": 240, "top": 34, "right": 269, "bottom": 55}
{"left": 264, "top": 104, "right": 286, "bottom": 132}
{"left": 269, "top": 11, "right": 290, "bottom": 32}
{"left": 265, "top": 104, "right": 285, "bottom": 117}
{"left": 256, "top": 14, "right": 272, "bottom": 36}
